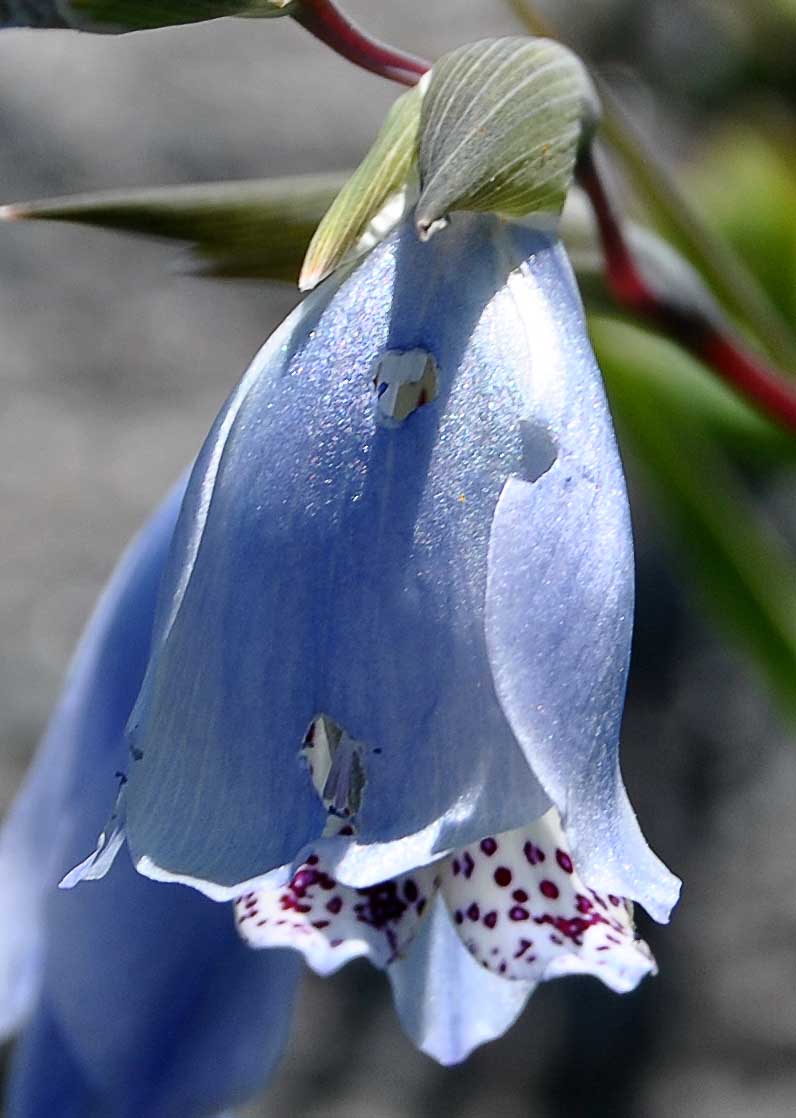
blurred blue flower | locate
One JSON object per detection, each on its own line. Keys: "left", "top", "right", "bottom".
{"left": 0, "top": 482, "right": 301, "bottom": 1118}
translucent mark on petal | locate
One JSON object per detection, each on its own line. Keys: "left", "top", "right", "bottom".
{"left": 440, "top": 809, "right": 656, "bottom": 992}
{"left": 236, "top": 850, "right": 439, "bottom": 975}
{"left": 372, "top": 349, "right": 439, "bottom": 424}
{"left": 59, "top": 785, "right": 128, "bottom": 889}
{"left": 519, "top": 419, "right": 558, "bottom": 483}
{"left": 300, "top": 714, "right": 366, "bottom": 838}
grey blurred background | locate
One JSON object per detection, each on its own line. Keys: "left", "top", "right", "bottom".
{"left": 2, "top": 2, "right": 796, "bottom": 1116}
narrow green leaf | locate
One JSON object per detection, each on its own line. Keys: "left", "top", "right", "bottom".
{"left": 62, "top": 0, "right": 294, "bottom": 30}
{"left": 299, "top": 84, "right": 422, "bottom": 291}
{"left": 416, "top": 36, "right": 598, "bottom": 238}
{"left": 0, "top": 0, "right": 294, "bottom": 31}
{"left": 594, "top": 314, "right": 796, "bottom": 713}
{"left": 1, "top": 174, "right": 344, "bottom": 282}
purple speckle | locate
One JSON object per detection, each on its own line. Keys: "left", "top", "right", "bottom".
{"left": 494, "top": 866, "right": 512, "bottom": 887}
{"left": 556, "top": 849, "right": 574, "bottom": 874}
{"left": 483, "top": 911, "right": 498, "bottom": 929}
{"left": 509, "top": 906, "right": 530, "bottom": 922}
{"left": 513, "top": 938, "right": 533, "bottom": 958}
{"left": 480, "top": 837, "right": 498, "bottom": 856}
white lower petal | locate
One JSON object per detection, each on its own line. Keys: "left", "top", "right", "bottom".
{"left": 235, "top": 850, "right": 439, "bottom": 975}
{"left": 440, "top": 808, "right": 656, "bottom": 992}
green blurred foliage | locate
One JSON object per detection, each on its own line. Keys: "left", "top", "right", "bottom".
{"left": 687, "top": 124, "right": 796, "bottom": 327}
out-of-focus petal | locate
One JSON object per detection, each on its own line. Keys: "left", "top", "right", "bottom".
{"left": 236, "top": 848, "right": 439, "bottom": 974}
{"left": 484, "top": 232, "right": 680, "bottom": 923}
{"left": 5, "top": 997, "right": 99, "bottom": 1118}
{"left": 387, "top": 895, "right": 533, "bottom": 1066}
{"left": 439, "top": 808, "right": 656, "bottom": 991}
{"left": 122, "top": 214, "right": 569, "bottom": 895}
{"left": 3, "top": 482, "right": 302, "bottom": 1117}
{"left": 0, "top": 481, "right": 186, "bottom": 1040}
{"left": 46, "top": 857, "right": 300, "bottom": 1118}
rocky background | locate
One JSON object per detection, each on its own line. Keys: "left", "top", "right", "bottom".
{"left": 1, "top": 2, "right": 795, "bottom": 1115}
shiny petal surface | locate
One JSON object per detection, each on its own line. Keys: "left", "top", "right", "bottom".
{"left": 3, "top": 484, "right": 301, "bottom": 1117}
{"left": 440, "top": 809, "right": 656, "bottom": 990}
{"left": 388, "top": 895, "right": 533, "bottom": 1066}
{"left": 123, "top": 213, "right": 581, "bottom": 892}
{"left": 236, "top": 848, "right": 439, "bottom": 974}
{"left": 485, "top": 229, "right": 680, "bottom": 923}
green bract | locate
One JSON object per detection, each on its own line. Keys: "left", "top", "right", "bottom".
{"left": 299, "top": 83, "right": 424, "bottom": 291}
{"left": 416, "top": 36, "right": 598, "bottom": 238}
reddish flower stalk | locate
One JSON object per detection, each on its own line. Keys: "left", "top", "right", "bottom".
{"left": 293, "top": 0, "right": 427, "bottom": 86}
{"left": 295, "top": 0, "right": 796, "bottom": 433}
{"left": 577, "top": 149, "right": 796, "bottom": 432}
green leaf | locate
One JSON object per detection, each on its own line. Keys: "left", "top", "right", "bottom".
{"left": 0, "top": 174, "right": 344, "bottom": 282}
{"left": 415, "top": 36, "right": 598, "bottom": 238}
{"left": 60, "top": 0, "right": 294, "bottom": 30}
{"left": 687, "top": 125, "right": 796, "bottom": 328}
{"left": 299, "top": 84, "right": 422, "bottom": 291}
{"left": 594, "top": 314, "right": 796, "bottom": 713}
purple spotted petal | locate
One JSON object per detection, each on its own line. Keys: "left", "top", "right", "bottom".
{"left": 118, "top": 213, "right": 583, "bottom": 894}
{"left": 484, "top": 231, "right": 680, "bottom": 923}
{"left": 440, "top": 810, "right": 656, "bottom": 991}
{"left": 387, "top": 896, "right": 533, "bottom": 1065}
{"left": 235, "top": 849, "right": 439, "bottom": 974}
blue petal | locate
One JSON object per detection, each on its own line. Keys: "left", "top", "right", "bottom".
{"left": 124, "top": 214, "right": 575, "bottom": 893}
{"left": 484, "top": 228, "right": 680, "bottom": 923}
{"left": 3, "top": 483, "right": 301, "bottom": 1116}
{"left": 45, "top": 858, "right": 300, "bottom": 1118}
{"left": 387, "top": 896, "right": 532, "bottom": 1065}
{"left": 5, "top": 997, "right": 99, "bottom": 1118}
{"left": 0, "top": 480, "right": 186, "bottom": 1039}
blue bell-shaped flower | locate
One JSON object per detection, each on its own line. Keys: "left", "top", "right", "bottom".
{"left": 67, "top": 211, "right": 680, "bottom": 1065}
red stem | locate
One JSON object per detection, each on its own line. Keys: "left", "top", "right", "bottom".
{"left": 295, "top": 1, "right": 796, "bottom": 433}
{"left": 577, "top": 149, "right": 796, "bottom": 433}
{"left": 293, "top": 0, "right": 427, "bottom": 86}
